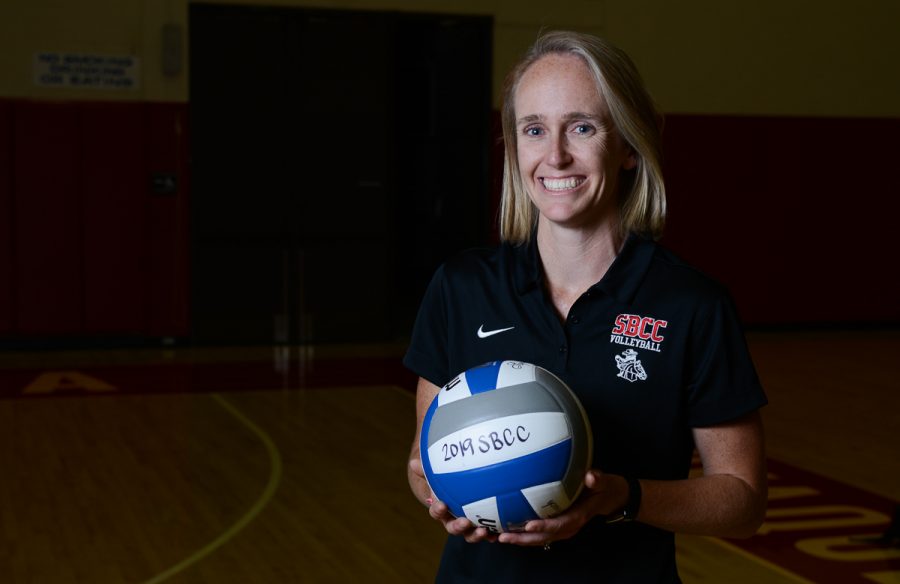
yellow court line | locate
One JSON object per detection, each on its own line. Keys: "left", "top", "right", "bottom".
{"left": 391, "top": 384, "right": 417, "bottom": 400}
{"left": 705, "top": 536, "right": 816, "bottom": 583}
{"left": 141, "top": 393, "right": 283, "bottom": 584}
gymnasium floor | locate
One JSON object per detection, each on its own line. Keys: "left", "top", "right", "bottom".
{"left": 1, "top": 330, "right": 898, "bottom": 583}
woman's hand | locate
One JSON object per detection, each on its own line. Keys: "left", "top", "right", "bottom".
{"left": 498, "top": 470, "right": 628, "bottom": 547}
{"left": 428, "top": 499, "right": 499, "bottom": 543}
{"left": 409, "top": 454, "right": 498, "bottom": 543}
{"left": 408, "top": 377, "right": 495, "bottom": 543}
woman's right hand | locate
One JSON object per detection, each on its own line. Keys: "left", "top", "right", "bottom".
{"left": 408, "top": 455, "right": 497, "bottom": 543}
{"left": 428, "top": 499, "right": 498, "bottom": 543}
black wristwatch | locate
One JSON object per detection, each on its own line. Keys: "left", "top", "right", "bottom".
{"left": 605, "top": 477, "right": 642, "bottom": 524}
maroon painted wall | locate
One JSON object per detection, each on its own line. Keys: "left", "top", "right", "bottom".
{"left": 144, "top": 104, "right": 190, "bottom": 338}
{"left": 489, "top": 111, "right": 899, "bottom": 327}
{"left": 14, "top": 102, "right": 83, "bottom": 335}
{"left": 0, "top": 99, "right": 189, "bottom": 341}
{"left": 0, "top": 101, "right": 12, "bottom": 335}
{"left": 1, "top": 100, "right": 897, "bottom": 343}
{"left": 661, "top": 114, "right": 900, "bottom": 326}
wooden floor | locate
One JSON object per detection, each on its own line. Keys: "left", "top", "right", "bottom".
{"left": 0, "top": 329, "right": 898, "bottom": 583}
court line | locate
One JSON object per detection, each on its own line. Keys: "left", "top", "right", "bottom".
{"left": 705, "top": 537, "right": 816, "bottom": 583}
{"left": 140, "top": 393, "right": 283, "bottom": 584}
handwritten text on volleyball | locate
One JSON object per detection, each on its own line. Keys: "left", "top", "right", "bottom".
{"left": 442, "top": 426, "right": 531, "bottom": 462}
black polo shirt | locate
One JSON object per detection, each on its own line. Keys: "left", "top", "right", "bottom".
{"left": 404, "top": 233, "right": 767, "bottom": 583}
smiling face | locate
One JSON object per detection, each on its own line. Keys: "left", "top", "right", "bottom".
{"left": 513, "top": 53, "right": 636, "bottom": 232}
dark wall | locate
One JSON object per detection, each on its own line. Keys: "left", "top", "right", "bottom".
{"left": 189, "top": 6, "right": 493, "bottom": 345}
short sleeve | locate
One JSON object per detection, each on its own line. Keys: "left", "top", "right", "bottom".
{"left": 685, "top": 290, "right": 768, "bottom": 427}
{"left": 403, "top": 264, "right": 451, "bottom": 388}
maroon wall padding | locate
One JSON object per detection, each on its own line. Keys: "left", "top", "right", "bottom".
{"left": 2, "top": 99, "right": 897, "bottom": 341}
{"left": 81, "top": 102, "right": 147, "bottom": 334}
{"left": 1, "top": 99, "right": 190, "bottom": 341}
{"left": 661, "top": 114, "right": 900, "bottom": 326}
{"left": 0, "top": 102, "right": 12, "bottom": 334}
{"left": 14, "top": 102, "right": 85, "bottom": 335}
{"left": 491, "top": 110, "right": 898, "bottom": 327}
{"left": 144, "top": 103, "right": 190, "bottom": 338}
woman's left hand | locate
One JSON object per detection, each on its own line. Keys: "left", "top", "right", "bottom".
{"left": 497, "top": 470, "right": 628, "bottom": 547}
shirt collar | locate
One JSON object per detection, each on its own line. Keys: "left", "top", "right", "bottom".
{"left": 594, "top": 233, "right": 656, "bottom": 305}
{"left": 511, "top": 232, "right": 656, "bottom": 304}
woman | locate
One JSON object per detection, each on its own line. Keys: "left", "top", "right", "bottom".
{"left": 404, "top": 30, "right": 767, "bottom": 583}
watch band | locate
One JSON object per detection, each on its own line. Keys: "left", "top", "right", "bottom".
{"left": 605, "top": 476, "right": 642, "bottom": 524}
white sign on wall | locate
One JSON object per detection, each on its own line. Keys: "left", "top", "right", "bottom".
{"left": 34, "top": 52, "right": 140, "bottom": 90}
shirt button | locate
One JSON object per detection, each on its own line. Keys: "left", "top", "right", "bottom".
{"left": 559, "top": 345, "right": 567, "bottom": 353}
{"left": 570, "top": 316, "right": 580, "bottom": 324}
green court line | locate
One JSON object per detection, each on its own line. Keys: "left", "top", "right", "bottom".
{"left": 141, "top": 393, "right": 283, "bottom": 584}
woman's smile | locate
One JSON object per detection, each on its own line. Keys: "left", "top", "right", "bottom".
{"left": 540, "top": 176, "right": 586, "bottom": 192}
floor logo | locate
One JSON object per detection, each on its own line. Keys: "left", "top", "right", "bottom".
{"left": 615, "top": 349, "right": 647, "bottom": 382}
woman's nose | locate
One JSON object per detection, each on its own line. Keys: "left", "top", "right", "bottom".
{"left": 547, "top": 133, "right": 573, "bottom": 167}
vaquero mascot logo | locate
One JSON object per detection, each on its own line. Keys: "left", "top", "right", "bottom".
{"left": 615, "top": 349, "right": 647, "bottom": 383}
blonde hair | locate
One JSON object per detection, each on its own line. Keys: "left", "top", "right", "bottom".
{"left": 500, "top": 30, "right": 666, "bottom": 243}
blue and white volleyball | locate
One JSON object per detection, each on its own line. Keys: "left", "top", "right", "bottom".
{"left": 420, "top": 360, "right": 593, "bottom": 533}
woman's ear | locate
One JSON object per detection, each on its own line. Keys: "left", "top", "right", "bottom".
{"left": 623, "top": 150, "right": 638, "bottom": 171}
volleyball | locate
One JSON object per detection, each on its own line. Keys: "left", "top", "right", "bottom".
{"left": 420, "top": 360, "right": 593, "bottom": 533}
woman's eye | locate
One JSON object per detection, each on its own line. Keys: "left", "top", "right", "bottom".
{"left": 524, "top": 126, "right": 543, "bottom": 137}
{"left": 573, "top": 123, "right": 594, "bottom": 135}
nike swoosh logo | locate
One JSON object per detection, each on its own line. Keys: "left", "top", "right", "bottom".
{"left": 477, "top": 325, "right": 515, "bottom": 339}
